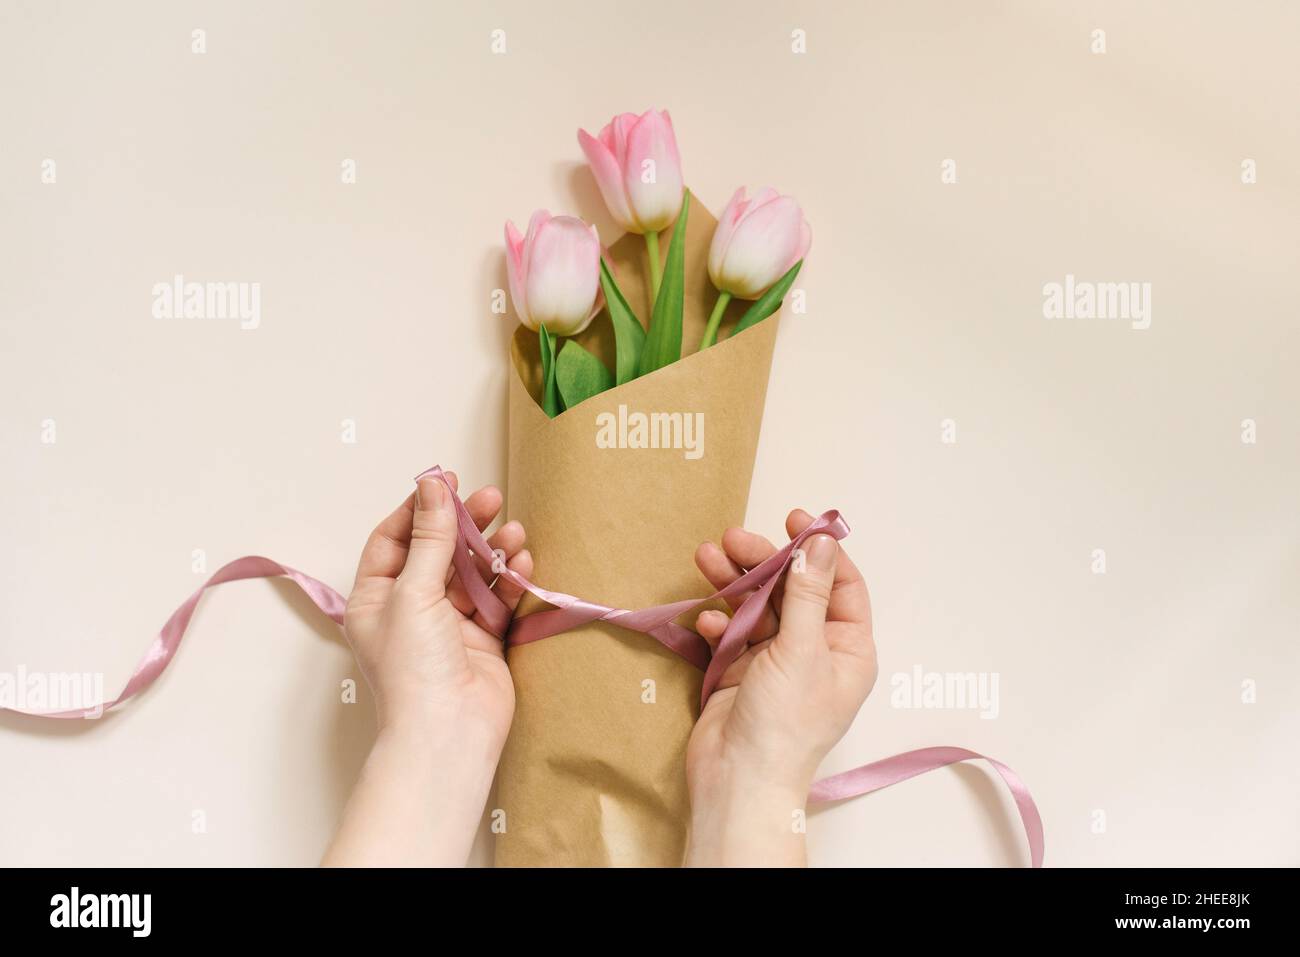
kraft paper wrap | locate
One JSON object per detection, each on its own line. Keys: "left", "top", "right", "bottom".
{"left": 495, "top": 193, "right": 780, "bottom": 866}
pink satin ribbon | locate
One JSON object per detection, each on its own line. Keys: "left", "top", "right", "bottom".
{"left": 4, "top": 465, "right": 1044, "bottom": 867}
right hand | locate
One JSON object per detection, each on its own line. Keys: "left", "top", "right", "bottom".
{"left": 684, "top": 509, "right": 875, "bottom": 866}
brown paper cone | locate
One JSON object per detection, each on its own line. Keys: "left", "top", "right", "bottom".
{"left": 495, "top": 194, "right": 779, "bottom": 866}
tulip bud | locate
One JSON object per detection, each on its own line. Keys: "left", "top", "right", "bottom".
{"left": 578, "top": 110, "right": 684, "bottom": 234}
{"left": 504, "top": 211, "right": 604, "bottom": 336}
{"left": 707, "top": 187, "right": 812, "bottom": 299}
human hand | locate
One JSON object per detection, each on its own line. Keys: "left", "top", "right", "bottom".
{"left": 342, "top": 472, "right": 531, "bottom": 741}
{"left": 685, "top": 510, "right": 875, "bottom": 866}
{"left": 323, "top": 472, "right": 531, "bottom": 866}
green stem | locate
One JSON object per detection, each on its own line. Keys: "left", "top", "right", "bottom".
{"left": 644, "top": 231, "right": 662, "bottom": 303}
{"left": 699, "top": 291, "right": 732, "bottom": 350}
{"left": 539, "top": 324, "right": 561, "bottom": 417}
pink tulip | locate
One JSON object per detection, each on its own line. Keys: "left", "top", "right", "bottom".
{"left": 504, "top": 211, "right": 604, "bottom": 336}
{"left": 707, "top": 187, "right": 812, "bottom": 299}
{"left": 578, "top": 110, "right": 684, "bottom": 234}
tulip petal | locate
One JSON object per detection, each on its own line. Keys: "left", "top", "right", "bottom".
{"left": 708, "top": 187, "right": 749, "bottom": 287}
{"left": 504, "top": 219, "right": 531, "bottom": 328}
{"left": 597, "top": 119, "right": 618, "bottom": 152}
{"left": 520, "top": 208, "right": 551, "bottom": 286}
{"left": 608, "top": 112, "right": 640, "bottom": 167}
{"left": 623, "top": 110, "right": 684, "bottom": 233}
{"left": 517, "top": 210, "right": 553, "bottom": 327}
{"left": 579, "top": 128, "right": 636, "bottom": 232}
{"left": 744, "top": 186, "right": 781, "bottom": 213}
{"left": 793, "top": 218, "right": 813, "bottom": 267}
{"left": 716, "top": 196, "right": 804, "bottom": 298}
{"left": 523, "top": 215, "right": 602, "bottom": 336}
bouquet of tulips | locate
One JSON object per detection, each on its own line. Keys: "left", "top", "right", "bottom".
{"left": 496, "top": 109, "right": 810, "bottom": 866}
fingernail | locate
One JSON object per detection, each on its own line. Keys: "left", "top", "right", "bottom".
{"left": 807, "top": 534, "right": 836, "bottom": 571}
{"left": 417, "top": 477, "right": 444, "bottom": 512}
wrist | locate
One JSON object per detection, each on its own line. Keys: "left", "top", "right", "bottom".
{"left": 376, "top": 692, "right": 511, "bottom": 758}
{"left": 376, "top": 711, "right": 505, "bottom": 781}
{"left": 329, "top": 721, "right": 501, "bottom": 867}
{"left": 687, "top": 763, "right": 810, "bottom": 867}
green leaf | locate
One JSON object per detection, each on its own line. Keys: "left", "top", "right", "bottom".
{"left": 636, "top": 191, "right": 690, "bottom": 376}
{"left": 555, "top": 339, "right": 614, "bottom": 409}
{"left": 599, "top": 257, "right": 644, "bottom": 386}
{"left": 538, "top": 324, "right": 562, "bottom": 418}
{"left": 730, "top": 259, "right": 803, "bottom": 338}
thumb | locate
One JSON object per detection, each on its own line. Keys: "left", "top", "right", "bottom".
{"left": 777, "top": 534, "right": 837, "bottom": 655}
{"left": 397, "top": 476, "right": 459, "bottom": 598}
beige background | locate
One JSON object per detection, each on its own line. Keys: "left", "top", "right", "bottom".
{"left": 2, "top": 0, "right": 1296, "bottom": 866}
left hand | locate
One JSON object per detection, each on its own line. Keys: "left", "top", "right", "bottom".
{"left": 323, "top": 472, "right": 531, "bottom": 866}
{"left": 343, "top": 472, "right": 531, "bottom": 744}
